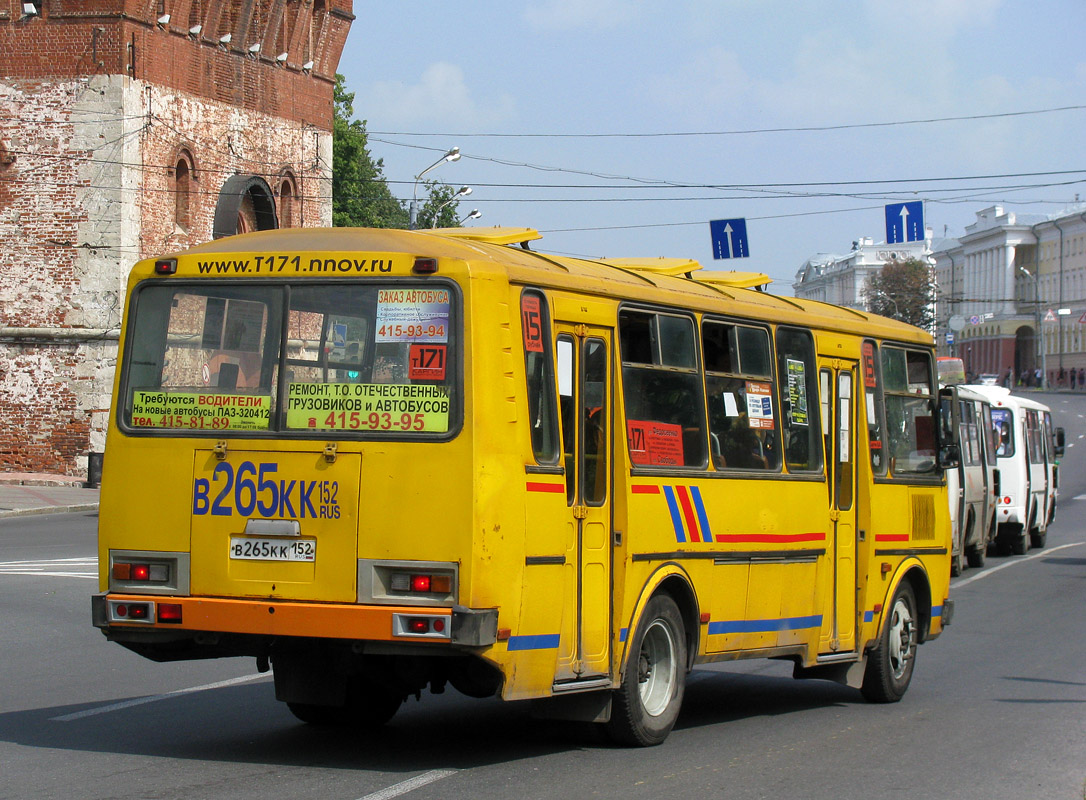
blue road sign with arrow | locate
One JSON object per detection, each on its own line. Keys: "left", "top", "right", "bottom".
{"left": 710, "top": 218, "right": 749, "bottom": 259}
{"left": 885, "top": 202, "right": 924, "bottom": 244}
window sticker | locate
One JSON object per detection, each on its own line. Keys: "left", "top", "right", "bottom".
{"left": 375, "top": 288, "right": 450, "bottom": 343}
{"left": 787, "top": 359, "right": 809, "bottom": 426}
{"left": 521, "top": 294, "right": 544, "bottom": 353}
{"left": 627, "top": 419, "right": 685, "bottom": 467}
{"left": 723, "top": 392, "right": 740, "bottom": 417}
{"left": 131, "top": 391, "right": 271, "bottom": 430}
{"left": 862, "top": 341, "right": 878, "bottom": 388}
{"left": 286, "top": 382, "right": 450, "bottom": 432}
{"left": 409, "top": 344, "right": 447, "bottom": 380}
{"left": 745, "top": 381, "right": 775, "bottom": 429}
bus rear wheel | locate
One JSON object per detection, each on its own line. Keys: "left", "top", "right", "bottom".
{"left": 607, "top": 594, "right": 686, "bottom": 747}
{"left": 861, "top": 583, "right": 917, "bottom": 703}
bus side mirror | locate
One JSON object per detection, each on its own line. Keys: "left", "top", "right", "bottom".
{"left": 1054, "top": 427, "right": 1066, "bottom": 457}
{"left": 938, "top": 443, "right": 960, "bottom": 470}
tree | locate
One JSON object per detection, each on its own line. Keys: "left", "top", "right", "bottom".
{"left": 863, "top": 258, "right": 935, "bottom": 331}
{"left": 331, "top": 75, "right": 408, "bottom": 228}
{"left": 331, "top": 75, "right": 465, "bottom": 229}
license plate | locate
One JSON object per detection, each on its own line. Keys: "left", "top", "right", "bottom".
{"left": 229, "top": 537, "right": 316, "bottom": 562}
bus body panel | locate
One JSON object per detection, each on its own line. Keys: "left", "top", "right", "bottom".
{"left": 94, "top": 227, "right": 954, "bottom": 740}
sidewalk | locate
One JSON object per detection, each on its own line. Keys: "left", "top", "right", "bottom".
{"left": 0, "top": 473, "right": 100, "bottom": 518}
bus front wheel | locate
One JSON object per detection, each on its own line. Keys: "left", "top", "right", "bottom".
{"left": 861, "top": 583, "right": 918, "bottom": 704}
{"left": 607, "top": 594, "right": 687, "bottom": 747}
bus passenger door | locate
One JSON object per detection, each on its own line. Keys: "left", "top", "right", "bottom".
{"left": 818, "top": 359, "right": 857, "bottom": 655}
{"left": 554, "top": 325, "right": 612, "bottom": 682}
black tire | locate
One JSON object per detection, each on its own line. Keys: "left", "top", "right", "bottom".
{"left": 1011, "top": 515, "right": 1030, "bottom": 556}
{"left": 607, "top": 594, "right": 687, "bottom": 747}
{"left": 966, "top": 542, "right": 986, "bottom": 569}
{"left": 861, "top": 582, "right": 918, "bottom": 703}
{"left": 287, "top": 680, "right": 402, "bottom": 728}
{"left": 1029, "top": 527, "right": 1046, "bottom": 549}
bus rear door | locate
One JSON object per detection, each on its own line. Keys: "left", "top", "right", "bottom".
{"left": 819, "top": 358, "right": 858, "bottom": 655}
{"left": 554, "top": 323, "right": 613, "bottom": 683}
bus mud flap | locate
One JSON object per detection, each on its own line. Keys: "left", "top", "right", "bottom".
{"left": 793, "top": 657, "right": 866, "bottom": 689}
{"left": 530, "top": 691, "right": 612, "bottom": 723}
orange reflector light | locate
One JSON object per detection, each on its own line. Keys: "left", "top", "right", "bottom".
{"left": 431, "top": 575, "right": 452, "bottom": 593}
{"left": 113, "top": 563, "right": 131, "bottom": 580}
{"left": 412, "top": 257, "right": 438, "bottom": 275}
{"left": 158, "top": 603, "right": 182, "bottom": 623}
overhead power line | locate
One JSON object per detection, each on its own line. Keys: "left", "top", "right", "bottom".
{"left": 368, "top": 104, "right": 1086, "bottom": 139}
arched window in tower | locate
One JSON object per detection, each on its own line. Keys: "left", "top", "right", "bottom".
{"left": 278, "top": 171, "right": 298, "bottom": 228}
{"left": 172, "top": 148, "right": 196, "bottom": 232}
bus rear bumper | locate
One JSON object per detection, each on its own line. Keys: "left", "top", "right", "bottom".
{"left": 92, "top": 593, "right": 497, "bottom": 648}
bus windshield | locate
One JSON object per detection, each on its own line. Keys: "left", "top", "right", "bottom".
{"left": 120, "top": 281, "right": 457, "bottom": 436}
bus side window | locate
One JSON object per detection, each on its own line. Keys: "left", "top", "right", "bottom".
{"left": 620, "top": 309, "right": 706, "bottom": 468}
{"left": 881, "top": 347, "right": 937, "bottom": 475}
{"left": 520, "top": 290, "right": 560, "bottom": 464}
{"left": 775, "top": 327, "right": 823, "bottom": 473}
{"left": 703, "top": 320, "right": 779, "bottom": 471}
{"left": 557, "top": 336, "right": 576, "bottom": 503}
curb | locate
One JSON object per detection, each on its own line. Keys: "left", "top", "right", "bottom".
{"left": 0, "top": 503, "right": 100, "bottom": 519}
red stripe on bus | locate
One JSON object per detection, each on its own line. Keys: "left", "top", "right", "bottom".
{"left": 631, "top": 485, "right": 660, "bottom": 494}
{"left": 874, "top": 534, "right": 910, "bottom": 542}
{"left": 675, "top": 486, "right": 702, "bottom": 543}
{"left": 525, "top": 482, "right": 565, "bottom": 494}
{"left": 714, "top": 532, "right": 827, "bottom": 543}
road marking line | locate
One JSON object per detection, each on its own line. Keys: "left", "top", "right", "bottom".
{"left": 356, "top": 770, "right": 460, "bottom": 800}
{"left": 51, "top": 673, "right": 268, "bottom": 722}
{"left": 953, "top": 541, "right": 1084, "bottom": 588}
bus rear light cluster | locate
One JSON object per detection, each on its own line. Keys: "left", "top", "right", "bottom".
{"left": 390, "top": 572, "right": 452, "bottom": 595}
{"left": 392, "top": 612, "right": 451, "bottom": 639}
{"left": 113, "top": 562, "right": 169, "bottom": 582}
{"left": 108, "top": 599, "right": 183, "bottom": 624}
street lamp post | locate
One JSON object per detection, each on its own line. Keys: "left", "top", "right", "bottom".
{"left": 409, "top": 146, "right": 460, "bottom": 230}
{"left": 431, "top": 187, "right": 472, "bottom": 228}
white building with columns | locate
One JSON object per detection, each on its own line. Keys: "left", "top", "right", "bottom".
{"left": 793, "top": 234, "right": 932, "bottom": 310}
{"left": 931, "top": 204, "right": 1086, "bottom": 385}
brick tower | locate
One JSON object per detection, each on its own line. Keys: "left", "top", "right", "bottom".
{"left": 0, "top": 0, "right": 353, "bottom": 476}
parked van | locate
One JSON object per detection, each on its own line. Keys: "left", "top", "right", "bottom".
{"left": 941, "top": 385, "right": 999, "bottom": 573}
{"left": 966, "top": 387, "right": 1063, "bottom": 554}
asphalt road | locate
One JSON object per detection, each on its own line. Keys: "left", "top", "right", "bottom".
{"left": 1, "top": 391, "right": 1083, "bottom": 800}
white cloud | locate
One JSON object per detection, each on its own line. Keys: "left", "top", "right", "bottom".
{"left": 364, "top": 62, "right": 515, "bottom": 128}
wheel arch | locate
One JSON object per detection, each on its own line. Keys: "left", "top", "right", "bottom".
{"left": 872, "top": 561, "right": 933, "bottom": 650}
{"left": 619, "top": 564, "right": 700, "bottom": 680}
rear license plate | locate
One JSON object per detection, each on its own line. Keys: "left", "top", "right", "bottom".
{"left": 229, "top": 537, "right": 316, "bottom": 562}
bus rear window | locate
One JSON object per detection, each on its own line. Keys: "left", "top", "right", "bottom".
{"left": 120, "top": 282, "right": 458, "bottom": 436}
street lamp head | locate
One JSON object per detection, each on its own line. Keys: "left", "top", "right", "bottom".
{"left": 455, "top": 186, "right": 472, "bottom": 198}
{"left": 444, "top": 147, "right": 461, "bottom": 163}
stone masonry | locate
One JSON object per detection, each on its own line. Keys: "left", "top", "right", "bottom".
{"left": 0, "top": 0, "right": 353, "bottom": 475}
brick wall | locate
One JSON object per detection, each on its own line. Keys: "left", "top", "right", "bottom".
{"left": 0, "top": 0, "right": 350, "bottom": 475}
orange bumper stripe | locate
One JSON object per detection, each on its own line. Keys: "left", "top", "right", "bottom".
{"left": 107, "top": 595, "right": 451, "bottom": 641}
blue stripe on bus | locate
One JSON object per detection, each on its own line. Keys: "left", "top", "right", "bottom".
{"left": 707, "top": 614, "right": 823, "bottom": 635}
{"left": 690, "top": 485, "right": 713, "bottom": 542}
{"left": 507, "top": 634, "right": 561, "bottom": 651}
{"left": 662, "top": 486, "right": 686, "bottom": 543}
{"left": 864, "top": 610, "right": 874, "bottom": 623}
{"left": 931, "top": 605, "right": 942, "bottom": 618}
{"left": 619, "top": 627, "right": 628, "bottom": 642}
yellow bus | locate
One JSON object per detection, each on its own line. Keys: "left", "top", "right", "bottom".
{"left": 93, "top": 226, "right": 956, "bottom": 746}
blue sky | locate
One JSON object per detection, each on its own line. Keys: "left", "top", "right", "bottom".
{"left": 336, "top": 0, "right": 1086, "bottom": 294}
